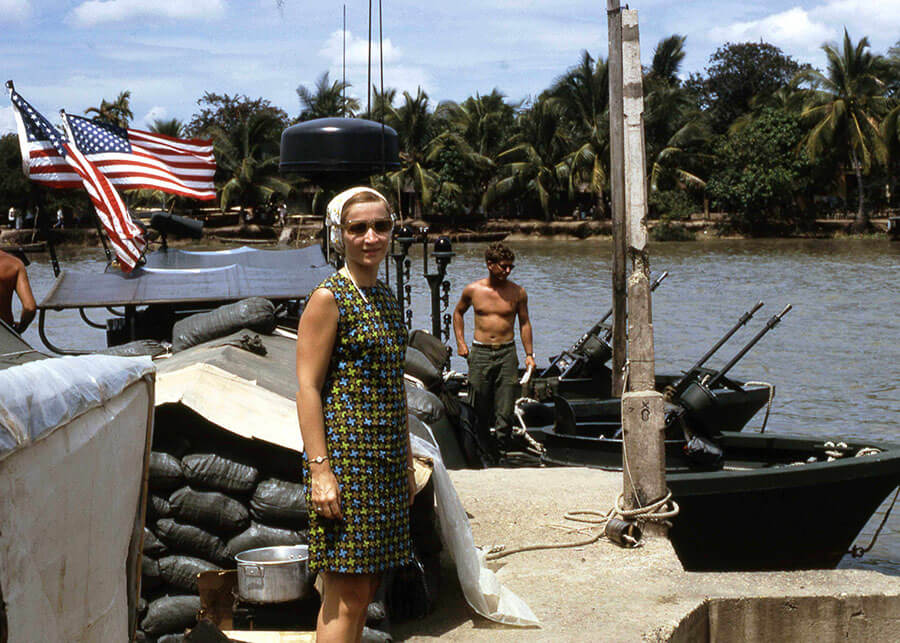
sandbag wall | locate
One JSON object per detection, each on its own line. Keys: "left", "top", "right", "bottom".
{"left": 138, "top": 403, "right": 310, "bottom": 641}
{"left": 138, "top": 400, "right": 443, "bottom": 641}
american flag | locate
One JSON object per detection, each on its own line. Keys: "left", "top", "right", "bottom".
{"left": 9, "top": 86, "right": 146, "bottom": 270}
{"left": 66, "top": 114, "right": 216, "bottom": 200}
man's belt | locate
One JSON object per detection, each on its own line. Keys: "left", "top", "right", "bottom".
{"left": 472, "top": 339, "right": 515, "bottom": 350}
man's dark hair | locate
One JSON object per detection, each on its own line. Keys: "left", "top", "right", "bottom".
{"left": 485, "top": 242, "right": 514, "bottom": 264}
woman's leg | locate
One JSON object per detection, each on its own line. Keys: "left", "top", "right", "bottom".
{"left": 317, "top": 571, "right": 380, "bottom": 642}
{"left": 354, "top": 574, "right": 382, "bottom": 643}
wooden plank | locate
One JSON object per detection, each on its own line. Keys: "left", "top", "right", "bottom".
{"left": 607, "top": 0, "right": 627, "bottom": 397}
{"left": 223, "top": 632, "right": 316, "bottom": 642}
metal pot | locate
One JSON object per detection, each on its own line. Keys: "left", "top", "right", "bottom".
{"left": 234, "top": 545, "right": 310, "bottom": 604}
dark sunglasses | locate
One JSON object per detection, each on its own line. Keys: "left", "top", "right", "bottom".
{"left": 491, "top": 262, "right": 515, "bottom": 271}
{"left": 342, "top": 218, "right": 394, "bottom": 236}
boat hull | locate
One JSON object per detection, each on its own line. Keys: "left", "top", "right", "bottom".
{"left": 542, "top": 431, "right": 900, "bottom": 571}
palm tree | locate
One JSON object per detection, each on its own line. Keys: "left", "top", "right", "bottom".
{"left": 487, "top": 97, "right": 571, "bottom": 220}
{"left": 85, "top": 90, "right": 134, "bottom": 128}
{"left": 800, "top": 30, "right": 889, "bottom": 231}
{"left": 206, "top": 111, "right": 292, "bottom": 212}
{"left": 297, "top": 72, "right": 360, "bottom": 120}
{"left": 149, "top": 118, "right": 185, "bottom": 138}
{"left": 643, "top": 37, "right": 711, "bottom": 195}
{"left": 382, "top": 88, "right": 437, "bottom": 217}
{"left": 648, "top": 35, "right": 686, "bottom": 88}
{"left": 548, "top": 51, "right": 610, "bottom": 212}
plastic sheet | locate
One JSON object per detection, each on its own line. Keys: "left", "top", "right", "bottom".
{"left": 409, "top": 433, "right": 540, "bottom": 627}
{"left": 0, "top": 355, "right": 154, "bottom": 457}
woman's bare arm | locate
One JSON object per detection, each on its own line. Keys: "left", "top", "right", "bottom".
{"left": 296, "top": 287, "right": 342, "bottom": 520}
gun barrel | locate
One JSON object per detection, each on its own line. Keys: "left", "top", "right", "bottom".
{"left": 674, "top": 301, "right": 765, "bottom": 392}
{"left": 707, "top": 304, "right": 792, "bottom": 389}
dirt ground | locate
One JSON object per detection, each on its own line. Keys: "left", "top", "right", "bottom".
{"left": 391, "top": 467, "right": 900, "bottom": 642}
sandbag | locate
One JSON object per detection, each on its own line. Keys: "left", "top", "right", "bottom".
{"left": 250, "top": 478, "right": 309, "bottom": 526}
{"left": 159, "top": 634, "right": 186, "bottom": 643}
{"left": 172, "top": 297, "right": 276, "bottom": 352}
{"left": 405, "top": 346, "right": 443, "bottom": 390}
{"left": 141, "top": 595, "right": 201, "bottom": 637}
{"left": 155, "top": 519, "right": 231, "bottom": 566}
{"left": 158, "top": 555, "right": 221, "bottom": 593}
{"left": 182, "top": 453, "right": 259, "bottom": 493}
{"left": 143, "top": 527, "right": 168, "bottom": 557}
{"left": 408, "top": 329, "right": 450, "bottom": 371}
{"left": 149, "top": 452, "right": 185, "bottom": 491}
{"left": 226, "top": 522, "right": 307, "bottom": 558}
{"left": 405, "top": 383, "right": 445, "bottom": 425}
{"left": 169, "top": 487, "right": 249, "bottom": 534}
{"left": 148, "top": 494, "right": 173, "bottom": 520}
{"left": 408, "top": 415, "right": 467, "bottom": 471}
{"left": 142, "top": 556, "right": 162, "bottom": 591}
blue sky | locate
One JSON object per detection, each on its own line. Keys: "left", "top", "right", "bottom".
{"left": 2, "top": 1, "right": 899, "bottom": 134}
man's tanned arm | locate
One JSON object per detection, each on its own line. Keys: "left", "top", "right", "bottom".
{"left": 11, "top": 260, "right": 35, "bottom": 334}
{"left": 453, "top": 286, "right": 473, "bottom": 357}
{"left": 517, "top": 288, "right": 536, "bottom": 369}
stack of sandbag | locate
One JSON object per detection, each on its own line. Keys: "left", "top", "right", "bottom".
{"left": 138, "top": 410, "right": 309, "bottom": 641}
{"left": 139, "top": 402, "right": 443, "bottom": 640}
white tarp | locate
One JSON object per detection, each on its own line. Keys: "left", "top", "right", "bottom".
{"left": 0, "top": 355, "right": 155, "bottom": 457}
{"left": 0, "top": 356, "right": 155, "bottom": 642}
{"left": 411, "top": 434, "right": 540, "bottom": 627}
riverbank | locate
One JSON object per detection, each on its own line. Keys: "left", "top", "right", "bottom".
{"left": 1, "top": 216, "right": 894, "bottom": 250}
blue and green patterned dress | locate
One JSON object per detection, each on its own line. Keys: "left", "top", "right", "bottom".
{"left": 305, "top": 271, "right": 414, "bottom": 574}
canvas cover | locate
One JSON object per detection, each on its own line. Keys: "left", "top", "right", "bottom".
{"left": 0, "top": 356, "right": 155, "bottom": 641}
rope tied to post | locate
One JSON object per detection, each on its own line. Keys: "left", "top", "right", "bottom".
{"left": 483, "top": 490, "right": 680, "bottom": 561}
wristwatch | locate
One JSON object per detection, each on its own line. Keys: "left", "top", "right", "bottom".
{"left": 309, "top": 455, "right": 328, "bottom": 465}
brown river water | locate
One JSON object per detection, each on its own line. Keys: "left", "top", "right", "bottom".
{"left": 16, "top": 238, "right": 900, "bottom": 574}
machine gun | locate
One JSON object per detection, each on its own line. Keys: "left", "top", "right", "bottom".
{"left": 667, "top": 300, "right": 765, "bottom": 399}
{"left": 541, "top": 271, "right": 668, "bottom": 379}
{"left": 673, "top": 304, "right": 793, "bottom": 439}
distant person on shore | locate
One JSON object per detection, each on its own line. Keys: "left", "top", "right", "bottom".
{"left": 0, "top": 250, "right": 36, "bottom": 334}
{"left": 7, "top": 206, "right": 15, "bottom": 229}
{"left": 453, "top": 242, "right": 535, "bottom": 443}
{"left": 55, "top": 207, "right": 64, "bottom": 229}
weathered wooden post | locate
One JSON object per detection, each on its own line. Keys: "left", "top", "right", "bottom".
{"left": 607, "top": 0, "right": 627, "bottom": 397}
{"left": 619, "top": 8, "right": 668, "bottom": 537}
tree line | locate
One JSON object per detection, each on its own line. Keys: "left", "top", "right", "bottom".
{"left": 3, "top": 30, "right": 900, "bottom": 235}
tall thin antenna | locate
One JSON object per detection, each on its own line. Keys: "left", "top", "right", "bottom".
{"left": 379, "top": 0, "right": 385, "bottom": 172}
{"left": 342, "top": 4, "right": 346, "bottom": 117}
{"left": 367, "top": 0, "right": 372, "bottom": 116}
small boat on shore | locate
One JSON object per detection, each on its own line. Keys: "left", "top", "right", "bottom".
{"left": 541, "top": 427, "right": 900, "bottom": 571}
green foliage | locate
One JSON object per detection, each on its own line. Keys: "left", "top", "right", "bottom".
{"left": 85, "top": 90, "right": 133, "bottom": 128}
{"left": 296, "top": 71, "right": 360, "bottom": 121}
{"left": 186, "top": 93, "right": 288, "bottom": 139}
{"left": 687, "top": 42, "right": 803, "bottom": 133}
{"left": 431, "top": 146, "right": 479, "bottom": 216}
{"left": 188, "top": 94, "right": 291, "bottom": 211}
{"left": 651, "top": 215, "right": 695, "bottom": 241}
{"left": 648, "top": 189, "right": 696, "bottom": 220}
{"left": 707, "top": 108, "right": 812, "bottom": 234}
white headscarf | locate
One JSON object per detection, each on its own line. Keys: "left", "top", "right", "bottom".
{"left": 325, "top": 186, "right": 393, "bottom": 256}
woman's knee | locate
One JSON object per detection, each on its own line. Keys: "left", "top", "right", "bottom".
{"left": 323, "top": 574, "right": 376, "bottom": 616}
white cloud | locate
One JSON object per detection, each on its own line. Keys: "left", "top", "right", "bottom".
{"left": 708, "top": 1, "right": 900, "bottom": 64}
{"left": 142, "top": 106, "right": 167, "bottom": 127}
{"left": 0, "top": 106, "right": 17, "bottom": 135}
{"left": 70, "top": 0, "right": 225, "bottom": 28}
{"left": 710, "top": 7, "right": 831, "bottom": 51}
{"left": 319, "top": 29, "right": 402, "bottom": 67}
{"left": 0, "top": 0, "right": 30, "bottom": 22}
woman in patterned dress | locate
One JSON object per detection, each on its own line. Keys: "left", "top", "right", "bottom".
{"left": 296, "top": 187, "right": 416, "bottom": 642}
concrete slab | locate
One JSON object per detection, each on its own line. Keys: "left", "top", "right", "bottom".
{"left": 392, "top": 467, "right": 900, "bottom": 641}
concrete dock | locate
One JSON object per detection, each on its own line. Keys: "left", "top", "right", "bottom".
{"left": 393, "top": 467, "right": 900, "bottom": 641}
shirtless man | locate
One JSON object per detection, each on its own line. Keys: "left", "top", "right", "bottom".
{"left": 453, "top": 242, "right": 535, "bottom": 440}
{"left": 0, "top": 250, "right": 36, "bottom": 334}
